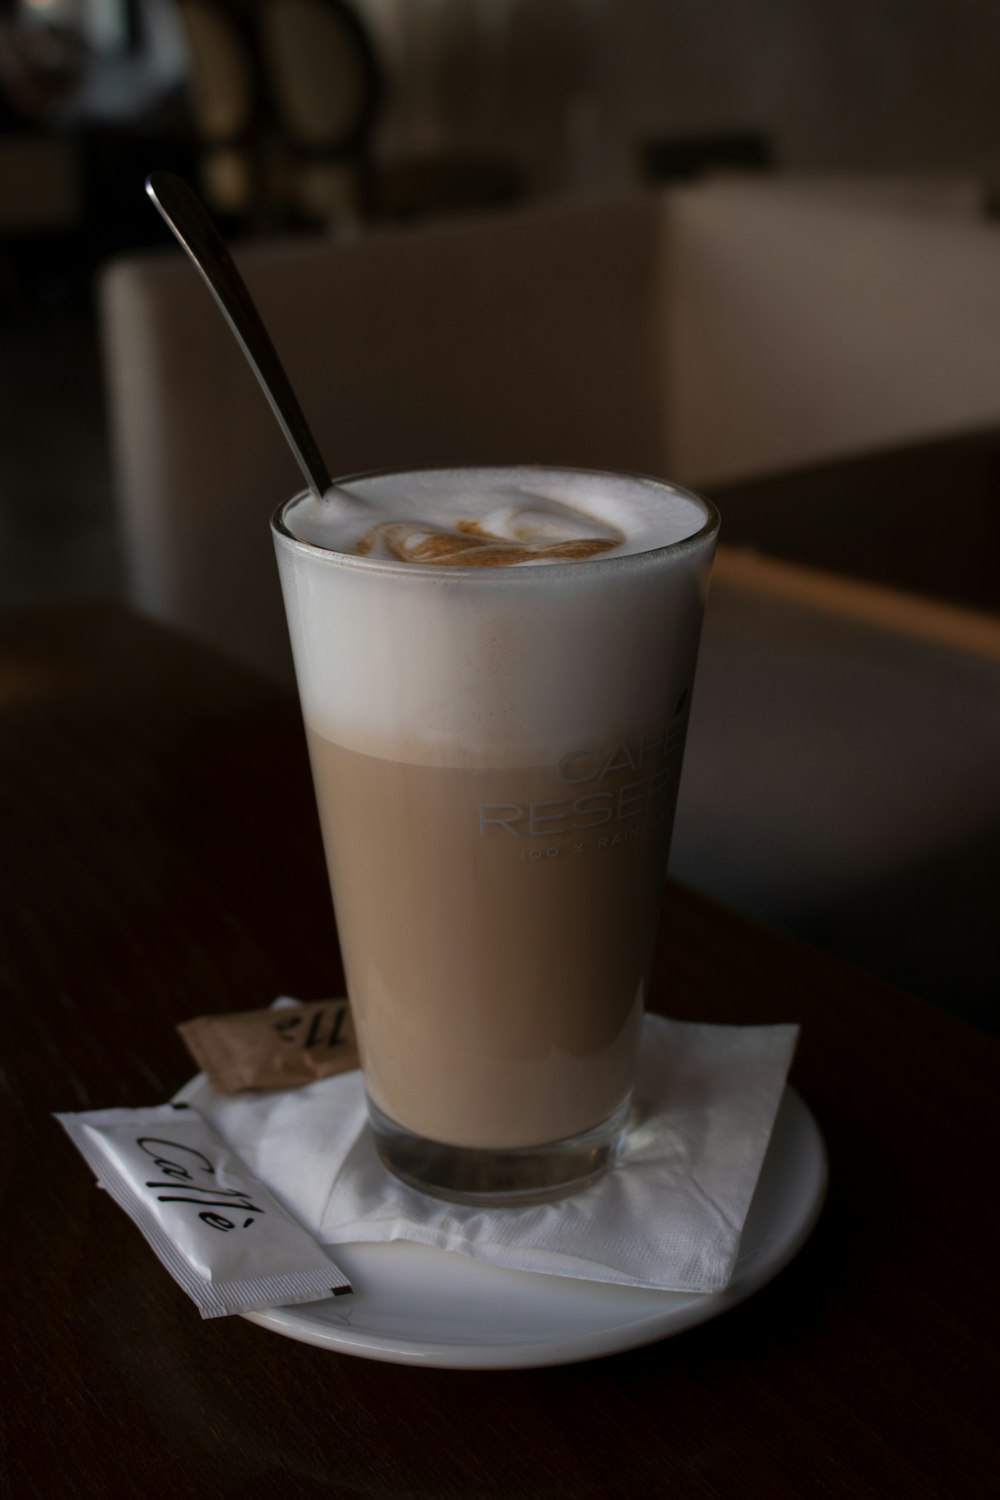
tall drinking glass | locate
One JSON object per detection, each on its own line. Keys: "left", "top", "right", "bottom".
{"left": 273, "top": 466, "right": 718, "bottom": 1203}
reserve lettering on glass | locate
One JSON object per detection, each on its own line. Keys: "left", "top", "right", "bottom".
{"left": 480, "top": 710, "right": 688, "bottom": 853}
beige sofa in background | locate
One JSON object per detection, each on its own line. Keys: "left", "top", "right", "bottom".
{"left": 99, "top": 182, "right": 1000, "bottom": 1021}
{"left": 102, "top": 180, "right": 1000, "bottom": 678}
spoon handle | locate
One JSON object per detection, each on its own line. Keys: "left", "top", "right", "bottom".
{"left": 145, "top": 172, "right": 332, "bottom": 499}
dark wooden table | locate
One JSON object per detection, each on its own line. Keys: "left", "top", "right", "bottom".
{"left": 3, "top": 604, "right": 997, "bottom": 1499}
{"left": 709, "top": 423, "right": 1000, "bottom": 615}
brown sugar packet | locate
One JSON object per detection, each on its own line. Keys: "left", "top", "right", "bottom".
{"left": 178, "top": 999, "right": 359, "bottom": 1094}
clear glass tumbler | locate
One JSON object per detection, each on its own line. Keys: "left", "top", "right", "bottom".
{"left": 273, "top": 466, "right": 718, "bottom": 1204}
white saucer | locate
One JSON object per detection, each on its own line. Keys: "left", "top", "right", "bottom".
{"left": 245, "top": 1086, "right": 826, "bottom": 1370}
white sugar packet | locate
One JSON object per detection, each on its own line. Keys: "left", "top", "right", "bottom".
{"left": 175, "top": 1015, "right": 798, "bottom": 1294}
{"left": 55, "top": 1104, "right": 352, "bottom": 1316}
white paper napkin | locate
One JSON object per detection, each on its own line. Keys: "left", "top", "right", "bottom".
{"left": 175, "top": 1015, "right": 798, "bottom": 1294}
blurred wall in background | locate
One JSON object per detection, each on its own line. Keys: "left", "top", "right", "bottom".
{"left": 354, "top": 0, "right": 1000, "bottom": 193}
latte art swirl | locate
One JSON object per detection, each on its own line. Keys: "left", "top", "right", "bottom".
{"left": 354, "top": 512, "right": 621, "bottom": 566}
{"left": 281, "top": 468, "right": 702, "bottom": 568}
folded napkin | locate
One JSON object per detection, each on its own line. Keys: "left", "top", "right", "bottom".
{"left": 175, "top": 1015, "right": 798, "bottom": 1295}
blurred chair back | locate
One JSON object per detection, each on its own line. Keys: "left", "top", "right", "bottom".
{"left": 176, "top": 0, "right": 263, "bottom": 218}
{"left": 256, "top": 0, "right": 382, "bottom": 225}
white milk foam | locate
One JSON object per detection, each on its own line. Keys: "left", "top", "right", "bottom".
{"left": 288, "top": 468, "right": 704, "bottom": 565}
{"left": 274, "top": 467, "right": 716, "bottom": 765}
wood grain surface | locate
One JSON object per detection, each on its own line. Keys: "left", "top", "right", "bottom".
{"left": 2, "top": 604, "right": 996, "bottom": 1500}
{"left": 708, "top": 422, "right": 1000, "bottom": 617}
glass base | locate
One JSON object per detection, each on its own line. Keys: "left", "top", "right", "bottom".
{"left": 367, "top": 1096, "right": 631, "bottom": 1207}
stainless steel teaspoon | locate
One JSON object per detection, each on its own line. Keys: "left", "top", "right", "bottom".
{"left": 145, "top": 171, "right": 333, "bottom": 499}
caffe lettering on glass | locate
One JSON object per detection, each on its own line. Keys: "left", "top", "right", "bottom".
{"left": 480, "top": 714, "right": 687, "bottom": 846}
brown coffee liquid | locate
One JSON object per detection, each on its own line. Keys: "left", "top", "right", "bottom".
{"left": 306, "top": 730, "right": 676, "bottom": 1149}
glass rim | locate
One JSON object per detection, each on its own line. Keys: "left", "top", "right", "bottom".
{"left": 270, "top": 464, "right": 720, "bottom": 581}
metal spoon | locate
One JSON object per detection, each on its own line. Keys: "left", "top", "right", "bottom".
{"left": 145, "top": 171, "right": 333, "bottom": 499}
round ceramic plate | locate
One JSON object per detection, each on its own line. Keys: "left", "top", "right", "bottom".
{"left": 245, "top": 1087, "right": 826, "bottom": 1370}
